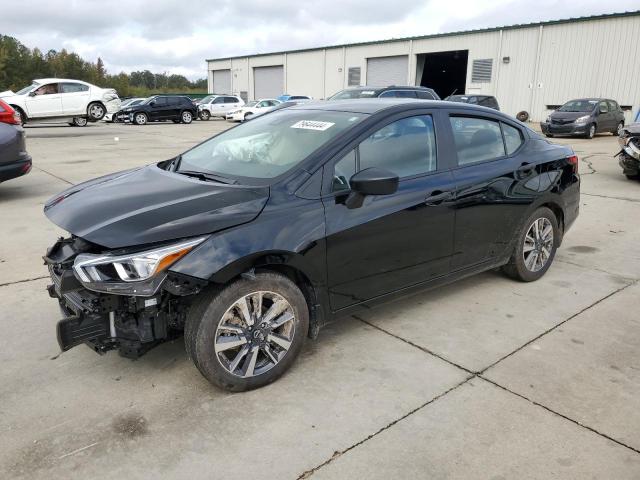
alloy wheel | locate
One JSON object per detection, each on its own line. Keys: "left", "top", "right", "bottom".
{"left": 588, "top": 124, "right": 596, "bottom": 138}
{"left": 214, "top": 291, "right": 296, "bottom": 378}
{"left": 522, "top": 218, "right": 554, "bottom": 272}
{"left": 135, "top": 113, "right": 147, "bottom": 125}
{"left": 182, "top": 111, "right": 192, "bottom": 123}
{"left": 89, "top": 104, "right": 105, "bottom": 119}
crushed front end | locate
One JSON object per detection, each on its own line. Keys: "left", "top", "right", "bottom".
{"left": 617, "top": 123, "right": 640, "bottom": 178}
{"left": 44, "top": 236, "right": 207, "bottom": 358}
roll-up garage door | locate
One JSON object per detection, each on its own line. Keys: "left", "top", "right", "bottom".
{"left": 254, "top": 65, "right": 284, "bottom": 99}
{"left": 366, "top": 56, "right": 408, "bottom": 86}
{"left": 213, "top": 69, "right": 231, "bottom": 94}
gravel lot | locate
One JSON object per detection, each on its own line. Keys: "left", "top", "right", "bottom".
{"left": 1, "top": 119, "right": 639, "bottom": 479}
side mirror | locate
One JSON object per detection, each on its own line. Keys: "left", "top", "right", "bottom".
{"left": 150, "top": 101, "right": 156, "bottom": 106}
{"left": 28, "top": 91, "right": 37, "bottom": 97}
{"left": 344, "top": 167, "right": 399, "bottom": 209}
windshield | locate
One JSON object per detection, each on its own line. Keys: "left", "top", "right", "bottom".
{"left": 200, "top": 95, "right": 216, "bottom": 103}
{"left": 142, "top": 96, "right": 158, "bottom": 105}
{"left": 558, "top": 100, "right": 597, "bottom": 113}
{"left": 16, "top": 83, "right": 39, "bottom": 95}
{"left": 245, "top": 101, "right": 258, "bottom": 107}
{"left": 447, "top": 95, "right": 469, "bottom": 102}
{"left": 178, "top": 109, "right": 366, "bottom": 180}
{"left": 328, "top": 89, "right": 377, "bottom": 100}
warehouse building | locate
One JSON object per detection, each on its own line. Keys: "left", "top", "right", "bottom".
{"left": 206, "top": 11, "right": 640, "bottom": 122}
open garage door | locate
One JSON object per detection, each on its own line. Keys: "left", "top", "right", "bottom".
{"left": 416, "top": 50, "right": 468, "bottom": 99}
{"left": 212, "top": 69, "right": 231, "bottom": 94}
{"left": 254, "top": 66, "right": 284, "bottom": 99}
{"left": 366, "top": 56, "right": 408, "bottom": 87}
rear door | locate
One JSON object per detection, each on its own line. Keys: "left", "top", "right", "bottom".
{"left": 60, "top": 82, "right": 90, "bottom": 115}
{"left": 323, "top": 110, "right": 457, "bottom": 310}
{"left": 25, "top": 83, "right": 63, "bottom": 117}
{"left": 149, "top": 97, "right": 168, "bottom": 120}
{"left": 446, "top": 112, "right": 531, "bottom": 269}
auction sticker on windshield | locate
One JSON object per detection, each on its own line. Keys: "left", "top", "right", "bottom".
{"left": 291, "top": 120, "right": 335, "bottom": 131}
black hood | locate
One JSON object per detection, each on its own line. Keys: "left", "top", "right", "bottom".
{"left": 550, "top": 110, "right": 593, "bottom": 121}
{"left": 44, "top": 165, "right": 269, "bottom": 248}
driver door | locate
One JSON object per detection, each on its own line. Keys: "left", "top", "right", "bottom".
{"left": 322, "top": 112, "right": 456, "bottom": 311}
{"left": 25, "top": 83, "right": 63, "bottom": 117}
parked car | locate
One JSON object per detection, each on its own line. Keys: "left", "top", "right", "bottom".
{"left": 540, "top": 98, "right": 625, "bottom": 139}
{"left": 198, "top": 95, "right": 244, "bottom": 120}
{"left": 116, "top": 95, "right": 196, "bottom": 125}
{"left": 0, "top": 78, "right": 121, "bottom": 125}
{"left": 277, "top": 94, "right": 312, "bottom": 102}
{"left": 0, "top": 121, "right": 31, "bottom": 183}
{"left": 328, "top": 85, "right": 440, "bottom": 100}
{"left": 617, "top": 123, "right": 640, "bottom": 180}
{"left": 104, "top": 98, "right": 145, "bottom": 122}
{"left": 446, "top": 94, "right": 500, "bottom": 110}
{"left": 0, "top": 99, "right": 21, "bottom": 125}
{"left": 43, "top": 99, "right": 579, "bottom": 391}
{"left": 226, "top": 99, "right": 281, "bottom": 122}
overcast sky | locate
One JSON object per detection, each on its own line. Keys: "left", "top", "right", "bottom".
{"left": 1, "top": 1, "right": 638, "bottom": 80}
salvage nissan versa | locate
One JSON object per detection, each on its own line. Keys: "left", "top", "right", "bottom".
{"left": 43, "top": 99, "right": 580, "bottom": 391}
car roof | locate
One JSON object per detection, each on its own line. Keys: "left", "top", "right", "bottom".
{"left": 34, "top": 78, "right": 91, "bottom": 85}
{"left": 289, "top": 98, "right": 505, "bottom": 115}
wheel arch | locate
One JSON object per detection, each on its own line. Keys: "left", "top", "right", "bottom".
{"left": 87, "top": 100, "right": 107, "bottom": 120}
{"left": 539, "top": 201, "right": 565, "bottom": 245}
{"left": 9, "top": 104, "right": 26, "bottom": 121}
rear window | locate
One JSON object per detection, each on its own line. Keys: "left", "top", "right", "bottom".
{"left": 450, "top": 116, "right": 505, "bottom": 165}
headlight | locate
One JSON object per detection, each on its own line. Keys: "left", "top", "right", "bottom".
{"left": 546, "top": 116, "right": 551, "bottom": 123}
{"left": 575, "top": 115, "right": 590, "bottom": 124}
{"left": 73, "top": 237, "right": 206, "bottom": 296}
{"left": 229, "top": 110, "right": 240, "bottom": 115}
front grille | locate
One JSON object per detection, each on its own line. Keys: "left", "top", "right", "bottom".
{"left": 551, "top": 119, "right": 574, "bottom": 125}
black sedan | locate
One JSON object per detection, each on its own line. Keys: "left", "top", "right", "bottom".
{"left": 43, "top": 99, "right": 580, "bottom": 391}
{"left": 0, "top": 122, "right": 32, "bottom": 184}
{"left": 541, "top": 98, "right": 625, "bottom": 139}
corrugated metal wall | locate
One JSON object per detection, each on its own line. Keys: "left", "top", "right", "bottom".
{"left": 207, "top": 14, "right": 640, "bottom": 122}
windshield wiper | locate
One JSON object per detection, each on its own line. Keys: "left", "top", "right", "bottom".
{"left": 177, "top": 169, "right": 237, "bottom": 184}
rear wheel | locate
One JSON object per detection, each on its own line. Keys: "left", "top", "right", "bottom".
{"left": 71, "top": 117, "right": 88, "bottom": 127}
{"left": 625, "top": 174, "right": 640, "bottom": 180}
{"left": 185, "top": 272, "right": 308, "bottom": 391}
{"left": 133, "top": 112, "right": 147, "bottom": 125}
{"left": 545, "top": 133, "right": 553, "bottom": 138}
{"left": 503, "top": 207, "right": 559, "bottom": 282}
{"left": 181, "top": 110, "right": 193, "bottom": 124}
{"left": 87, "top": 102, "right": 106, "bottom": 121}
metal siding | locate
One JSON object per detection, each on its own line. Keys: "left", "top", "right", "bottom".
{"left": 286, "top": 50, "right": 324, "bottom": 98}
{"left": 212, "top": 69, "right": 231, "bottom": 94}
{"left": 366, "top": 55, "right": 409, "bottom": 86}
{"left": 254, "top": 65, "right": 284, "bottom": 99}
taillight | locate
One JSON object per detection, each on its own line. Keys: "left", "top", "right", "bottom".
{"left": 567, "top": 154, "right": 579, "bottom": 173}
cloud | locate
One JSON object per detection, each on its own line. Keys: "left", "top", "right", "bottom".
{"left": 1, "top": 0, "right": 638, "bottom": 79}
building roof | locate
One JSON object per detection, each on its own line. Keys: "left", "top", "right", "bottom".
{"left": 207, "top": 10, "right": 640, "bottom": 62}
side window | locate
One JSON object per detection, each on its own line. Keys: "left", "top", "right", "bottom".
{"left": 598, "top": 101, "right": 609, "bottom": 113}
{"left": 224, "top": 96, "right": 237, "bottom": 103}
{"left": 450, "top": 116, "right": 505, "bottom": 166}
{"left": 34, "top": 83, "right": 59, "bottom": 95}
{"left": 416, "top": 90, "right": 435, "bottom": 100}
{"left": 154, "top": 97, "right": 167, "bottom": 106}
{"left": 378, "top": 91, "right": 396, "bottom": 98}
{"left": 502, "top": 123, "right": 524, "bottom": 155}
{"left": 395, "top": 91, "right": 418, "bottom": 99}
{"left": 213, "top": 97, "right": 225, "bottom": 104}
{"left": 359, "top": 115, "right": 437, "bottom": 178}
{"left": 60, "top": 83, "right": 89, "bottom": 93}
{"left": 607, "top": 100, "right": 618, "bottom": 111}
{"left": 467, "top": 96, "right": 478, "bottom": 104}
{"left": 332, "top": 150, "right": 357, "bottom": 192}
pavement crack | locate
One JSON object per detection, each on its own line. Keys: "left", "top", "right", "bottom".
{"left": 579, "top": 154, "right": 597, "bottom": 175}
{"left": 0, "top": 275, "right": 49, "bottom": 288}
{"left": 582, "top": 192, "right": 640, "bottom": 203}
{"left": 480, "top": 376, "right": 640, "bottom": 455}
{"left": 554, "top": 258, "right": 638, "bottom": 282}
{"left": 296, "top": 376, "right": 474, "bottom": 479}
{"left": 32, "top": 165, "right": 73, "bottom": 185}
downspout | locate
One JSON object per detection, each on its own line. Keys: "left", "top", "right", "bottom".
{"left": 408, "top": 39, "right": 414, "bottom": 85}
{"left": 494, "top": 30, "right": 503, "bottom": 97}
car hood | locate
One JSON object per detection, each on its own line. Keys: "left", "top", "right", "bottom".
{"left": 550, "top": 111, "right": 591, "bottom": 121}
{"left": 0, "top": 90, "right": 18, "bottom": 100}
{"left": 44, "top": 164, "right": 269, "bottom": 249}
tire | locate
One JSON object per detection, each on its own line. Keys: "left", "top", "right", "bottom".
{"left": 133, "top": 112, "right": 148, "bottom": 125}
{"left": 585, "top": 123, "right": 596, "bottom": 139}
{"left": 545, "top": 133, "right": 553, "bottom": 138}
{"left": 172, "top": 119, "right": 180, "bottom": 124}
{"left": 12, "top": 106, "right": 26, "bottom": 125}
{"left": 243, "top": 112, "right": 253, "bottom": 122}
{"left": 185, "top": 272, "right": 309, "bottom": 391}
{"left": 625, "top": 174, "right": 640, "bottom": 180}
{"left": 181, "top": 110, "right": 193, "bottom": 124}
{"left": 614, "top": 121, "right": 624, "bottom": 135}
{"left": 71, "top": 117, "right": 88, "bottom": 127}
{"left": 516, "top": 111, "right": 529, "bottom": 122}
{"left": 87, "top": 102, "right": 106, "bottom": 121}
{"left": 199, "top": 110, "right": 210, "bottom": 121}
{"left": 503, "top": 207, "right": 559, "bottom": 282}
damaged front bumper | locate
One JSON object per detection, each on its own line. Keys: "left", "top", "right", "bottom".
{"left": 44, "top": 236, "right": 205, "bottom": 358}
{"left": 617, "top": 124, "right": 640, "bottom": 177}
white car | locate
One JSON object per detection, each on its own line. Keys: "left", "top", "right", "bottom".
{"left": 226, "top": 99, "right": 282, "bottom": 122}
{"left": 0, "top": 78, "right": 121, "bottom": 126}
{"left": 198, "top": 95, "right": 244, "bottom": 120}
{"left": 104, "top": 97, "right": 145, "bottom": 122}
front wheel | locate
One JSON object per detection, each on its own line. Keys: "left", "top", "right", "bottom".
{"left": 243, "top": 112, "right": 253, "bottom": 122}
{"left": 181, "top": 110, "right": 193, "bottom": 124}
{"left": 185, "top": 272, "right": 309, "bottom": 391}
{"left": 614, "top": 121, "right": 624, "bottom": 135}
{"left": 503, "top": 207, "right": 559, "bottom": 282}
{"left": 199, "top": 110, "right": 210, "bottom": 121}
{"left": 133, "top": 112, "right": 148, "bottom": 125}
{"left": 87, "top": 102, "right": 106, "bottom": 121}
{"left": 585, "top": 123, "right": 596, "bottom": 139}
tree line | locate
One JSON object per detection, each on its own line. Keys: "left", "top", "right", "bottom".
{"left": 0, "top": 34, "right": 207, "bottom": 98}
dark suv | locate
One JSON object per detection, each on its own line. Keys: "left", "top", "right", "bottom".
{"left": 446, "top": 95, "right": 500, "bottom": 110}
{"left": 116, "top": 95, "right": 197, "bottom": 125}
{"left": 44, "top": 99, "right": 579, "bottom": 392}
{"left": 541, "top": 98, "right": 625, "bottom": 139}
{"left": 328, "top": 86, "right": 440, "bottom": 100}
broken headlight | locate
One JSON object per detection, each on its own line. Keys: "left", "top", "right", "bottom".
{"left": 72, "top": 237, "right": 206, "bottom": 296}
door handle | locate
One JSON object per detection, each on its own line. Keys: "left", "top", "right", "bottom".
{"left": 424, "top": 190, "right": 453, "bottom": 206}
